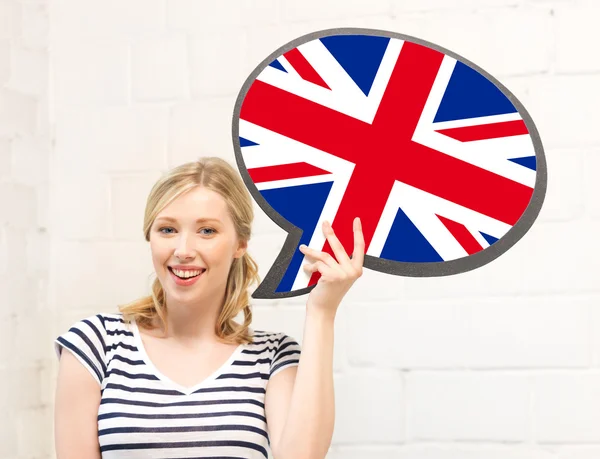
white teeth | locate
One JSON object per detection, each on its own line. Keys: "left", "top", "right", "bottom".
{"left": 172, "top": 268, "right": 202, "bottom": 278}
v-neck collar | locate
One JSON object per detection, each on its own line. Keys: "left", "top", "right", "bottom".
{"left": 131, "top": 318, "right": 245, "bottom": 396}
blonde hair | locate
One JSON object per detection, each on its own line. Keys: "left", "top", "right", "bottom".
{"left": 118, "top": 157, "right": 260, "bottom": 345}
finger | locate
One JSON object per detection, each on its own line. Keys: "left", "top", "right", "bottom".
{"left": 303, "top": 260, "right": 329, "bottom": 275}
{"left": 299, "top": 243, "right": 338, "bottom": 269}
{"left": 351, "top": 217, "right": 365, "bottom": 269}
{"left": 322, "top": 220, "right": 351, "bottom": 266}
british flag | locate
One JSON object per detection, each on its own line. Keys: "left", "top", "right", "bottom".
{"left": 234, "top": 32, "right": 543, "bottom": 297}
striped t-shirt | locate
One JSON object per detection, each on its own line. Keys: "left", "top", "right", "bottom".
{"left": 54, "top": 312, "right": 302, "bottom": 458}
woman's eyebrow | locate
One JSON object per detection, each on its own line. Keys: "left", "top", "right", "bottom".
{"left": 155, "top": 217, "right": 222, "bottom": 223}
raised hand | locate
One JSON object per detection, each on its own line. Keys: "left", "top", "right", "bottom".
{"left": 299, "top": 217, "right": 365, "bottom": 320}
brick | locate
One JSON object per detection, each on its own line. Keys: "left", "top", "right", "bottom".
{"left": 349, "top": 295, "right": 590, "bottom": 369}
{"left": 131, "top": 35, "right": 189, "bottom": 102}
{"left": 15, "top": 311, "right": 53, "bottom": 362}
{"left": 0, "top": 39, "right": 9, "bottom": 84}
{"left": 53, "top": 41, "right": 128, "bottom": 107}
{"left": 21, "top": 2, "right": 49, "bottom": 50}
{"left": 0, "top": 88, "right": 38, "bottom": 137}
{"left": 0, "top": 227, "right": 6, "bottom": 278}
{"left": 55, "top": 106, "right": 168, "bottom": 174}
{"left": 0, "top": 223, "right": 27, "bottom": 275}
{"left": 556, "top": 3, "right": 600, "bottom": 73}
{"left": 0, "top": 182, "right": 37, "bottom": 228}
{"left": 584, "top": 149, "right": 600, "bottom": 220}
{"left": 348, "top": 267, "right": 406, "bottom": 302}
{"left": 7, "top": 46, "right": 47, "bottom": 96}
{"left": 556, "top": 446, "right": 600, "bottom": 459}
{"left": 168, "top": 0, "right": 282, "bottom": 31}
{"left": 332, "top": 369, "right": 405, "bottom": 444}
{"left": 40, "top": 358, "right": 56, "bottom": 406}
{"left": 35, "top": 97, "right": 52, "bottom": 140}
{"left": 251, "top": 200, "right": 286, "bottom": 240}
{"left": 36, "top": 185, "right": 50, "bottom": 230}
{"left": 588, "top": 301, "right": 600, "bottom": 367}
{"left": 246, "top": 230, "right": 288, "bottom": 292}
{"left": 52, "top": 173, "right": 111, "bottom": 239}
{"left": 53, "top": 0, "right": 164, "bottom": 40}
{"left": 408, "top": 371, "right": 529, "bottom": 441}
{"left": 533, "top": 372, "right": 600, "bottom": 442}
{"left": 402, "top": 254, "right": 521, "bottom": 299}
{"left": 327, "top": 445, "right": 557, "bottom": 459}
{"left": 168, "top": 100, "right": 238, "bottom": 165}
{"left": 0, "top": 314, "right": 17, "bottom": 363}
{"left": 536, "top": 148, "right": 584, "bottom": 223}
{"left": 167, "top": 0, "right": 246, "bottom": 29}
{"left": 251, "top": 305, "right": 305, "bottom": 342}
{"left": 392, "top": 0, "right": 518, "bottom": 12}
{"left": 0, "top": 1, "right": 21, "bottom": 40}
{"left": 0, "top": 138, "right": 11, "bottom": 179}
{"left": 242, "top": 24, "right": 285, "bottom": 88}
{"left": 327, "top": 448, "right": 404, "bottom": 459}
{"left": 240, "top": 0, "right": 283, "bottom": 25}
{"left": 16, "top": 405, "right": 52, "bottom": 457}
{"left": 1, "top": 365, "right": 43, "bottom": 409}
{"left": 252, "top": 16, "right": 398, "bottom": 72}
{"left": 510, "top": 221, "right": 600, "bottom": 294}
{"left": 0, "top": 410, "right": 17, "bottom": 457}
{"left": 11, "top": 136, "right": 50, "bottom": 187}
{"left": 2, "top": 270, "right": 38, "bottom": 321}
{"left": 503, "top": 75, "right": 600, "bottom": 149}
{"left": 110, "top": 172, "right": 164, "bottom": 240}
{"left": 389, "top": 5, "right": 553, "bottom": 78}
{"left": 466, "top": 295, "right": 592, "bottom": 368}
{"left": 403, "top": 220, "right": 600, "bottom": 298}
{"left": 54, "top": 240, "right": 152, "bottom": 309}
{"left": 280, "top": 0, "right": 391, "bottom": 23}
{"left": 188, "top": 28, "right": 246, "bottom": 97}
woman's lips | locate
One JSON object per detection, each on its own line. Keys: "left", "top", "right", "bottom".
{"left": 168, "top": 267, "right": 204, "bottom": 286}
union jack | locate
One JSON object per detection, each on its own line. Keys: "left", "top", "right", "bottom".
{"left": 233, "top": 31, "right": 544, "bottom": 297}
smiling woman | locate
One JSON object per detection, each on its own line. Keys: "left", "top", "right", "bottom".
{"left": 126, "top": 157, "right": 261, "bottom": 344}
{"left": 144, "top": 182, "right": 254, "bottom": 338}
{"left": 53, "top": 157, "right": 303, "bottom": 459}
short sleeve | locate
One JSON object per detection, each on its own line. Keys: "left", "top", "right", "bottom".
{"left": 270, "top": 333, "right": 301, "bottom": 378}
{"left": 54, "top": 314, "right": 107, "bottom": 386}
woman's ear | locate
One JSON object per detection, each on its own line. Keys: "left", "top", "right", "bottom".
{"left": 234, "top": 240, "right": 248, "bottom": 259}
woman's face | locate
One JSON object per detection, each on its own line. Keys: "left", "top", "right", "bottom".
{"left": 149, "top": 185, "right": 246, "bottom": 306}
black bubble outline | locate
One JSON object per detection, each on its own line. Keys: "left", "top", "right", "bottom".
{"left": 231, "top": 27, "right": 547, "bottom": 299}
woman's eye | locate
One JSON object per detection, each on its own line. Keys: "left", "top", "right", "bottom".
{"left": 158, "top": 227, "right": 215, "bottom": 235}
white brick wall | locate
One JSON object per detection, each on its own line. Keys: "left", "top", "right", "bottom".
{"left": 1, "top": 0, "right": 52, "bottom": 458}
{"left": 0, "top": 0, "right": 598, "bottom": 458}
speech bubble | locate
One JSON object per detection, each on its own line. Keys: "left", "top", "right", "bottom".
{"left": 232, "top": 28, "right": 547, "bottom": 299}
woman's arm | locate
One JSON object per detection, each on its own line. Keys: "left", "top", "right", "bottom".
{"left": 267, "top": 218, "right": 364, "bottom": 459}
{"left": 267, "top": 309, "right": 336, "bottom": 459}
{"left": 54, "top": 350, "right": 102, "bottom": 459}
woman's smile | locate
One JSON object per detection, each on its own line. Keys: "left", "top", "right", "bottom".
{"left": 168, "top": 266, "right": 205, "bottom": 286}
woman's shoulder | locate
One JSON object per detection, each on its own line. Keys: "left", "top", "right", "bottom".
{"left": 65, "top": 311, "right": 125, "bottom": 325}
{"left": 247, "top": 328, "right": 302, "bottom": 378}
{"left": 62, "top": 312, "right": 134, "bottom": 342}
{"left": 248, "top": 328, "right": 301, "bottom": 351}
{"left": 249, "top": 328, "right": 286, "bottom": 342}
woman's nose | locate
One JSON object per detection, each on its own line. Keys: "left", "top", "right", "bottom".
{"left": 174, "top": 234, "right": 196, "bottom": 259}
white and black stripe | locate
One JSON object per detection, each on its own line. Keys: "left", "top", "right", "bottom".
{"left": 54, "top": 313, "right": 301, "bottom": 459}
